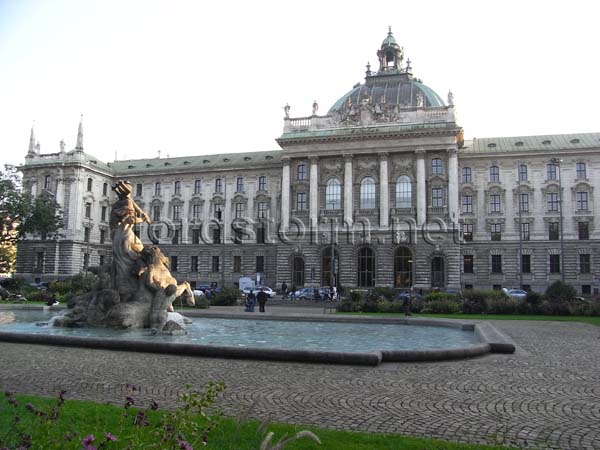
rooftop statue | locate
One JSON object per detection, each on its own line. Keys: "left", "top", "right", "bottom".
{"left": 52, "top": 180, "right": 195, "bottom": 333}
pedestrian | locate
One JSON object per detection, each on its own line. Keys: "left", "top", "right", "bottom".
{"left": 313, "top": 287, "right": 321, "bottom": 303}
{"left": 46, "top": 292, "right": 59, "bottom": 307}
{"left": 257, "top": 287, "right": 268, "bottom": 313}
{"left": 245, "top": 290, "right": 256, "bottom": 312}
{"left": 290, "top": 284, "right": 296, "bottom": 300}
{"left": 329, "top": 285, "right": 335, "bottom": 301}
{"left": 404, "top": 286, "right": 414, "bottom": 316}
{"left": 281, "top": 281, "right": 288, "bottom": 299}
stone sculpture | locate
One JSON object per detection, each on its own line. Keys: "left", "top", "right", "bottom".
{"left": 53, "top": 180, "right": 195, "bottom": 332}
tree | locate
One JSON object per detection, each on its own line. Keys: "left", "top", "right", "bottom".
{"left": 19, "top": 194, "right": 64, "bottom": 240}
{"left": 0, "top": 165, "right": 29, "bottom": 273}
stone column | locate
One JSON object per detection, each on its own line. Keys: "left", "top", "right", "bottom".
{"left": 309, "top": 155, "right": 319, "bottom": 227}
{"left": 379, "top": 152, "right": 389, "bottom": 228}
{"left": 343, "top": 154, "right": 353, "bottom": 226}
{"left": 281, "top": 158, "right": 290, "bottom": 230}
{"left": 447, "top": 148, "right": 459, "bottom": 224}
{"left": 416, "top": 149, "right": 427, "bottom": 226}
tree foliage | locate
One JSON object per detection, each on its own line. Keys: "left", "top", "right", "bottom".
{"left": 19, "top": 194, "right": 64, "bottom": 240}
{"left": 0, "top": 165, "right": 29, "bottom": 273}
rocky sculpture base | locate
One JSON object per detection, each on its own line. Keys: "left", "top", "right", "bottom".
{"left": 52, "top": 284, "right": 191, "bottom": 334}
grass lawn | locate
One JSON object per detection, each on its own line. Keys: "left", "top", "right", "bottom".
{"left": 0, "top": 394, "right": 511, "bottom": 450}
{"left": 340, "top": 312, "right": 600, "bottom": 326}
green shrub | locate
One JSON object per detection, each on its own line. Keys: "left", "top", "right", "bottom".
{"left": 194, "top": 296, "right": 210, "bottom": 309}
{"left": 525, "top": 291, "right": 543, "bottom": 305}
{"left": 485, "top": 296, "right": 518, "bottom": 314}
{"left": 49, "top": 280, "right": 71, "bottom": 295}
{"left": 423, "top": 292, "right": 458, "bottom": 302}
{"left": 337, "top": 300, "right": 362, "bottom": 312}
{"left": 545, "top": 281, "right": 577, "bottom": 303}
{"left": 0, "top": 277, "right": 27, "bottom": 292}
{"left": 362, "top": 292, "right": 384, "bottom": 312}
{"left": 421, "top": 300, "right": 460, "bottom": 314}
{"left": 349, "top": 290, "right": 363, "bottom": 303}
{"left": 68, "top": 272, "right": 99, "bottom": 294}
{"left": 539, "top": 300, "right": 570, "bottom": 316}
{"left": 211, "top": 287, "right": 240, "bottom": 306}
{"left": 372, "top": 287, "right": 395, "bottom": 301}
{"left": 462, "top": 289, "right": 507, "bottom": 314}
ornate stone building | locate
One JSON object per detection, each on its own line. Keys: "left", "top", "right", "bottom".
{"left": 16, "top": 29, "right": 600, "bottom": 294}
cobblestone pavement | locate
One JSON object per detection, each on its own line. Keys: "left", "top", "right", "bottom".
{"left": 1, "top": 317, "right": 599, "bottom": 449}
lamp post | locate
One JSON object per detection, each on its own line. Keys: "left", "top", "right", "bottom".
{"left": 550, "top": 157, "right": 565, "bottom": 282}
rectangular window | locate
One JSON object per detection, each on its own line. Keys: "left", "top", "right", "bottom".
{"left": 297, "top": 164, "right": 307, "bottom": 180}
{"left": 101, "top": 206, "right": 107, "bottom": 221}
{"left": 153, "top": 206, "right": 161, "bottom": 221}
{"left": 36, "top": 252, "right": 44, "bottom": 271}
{"left": 463, "top": 255, "right": 474, "bottom": 273}
{"left": 256, "top": 226, "right": 266, "bottom": 244}
{"left": 103, "top": 183, "right": 108, "bottom": 196}
{"left": 296, "top": 192, "right": 307, "bottom": 211}
{"left": 431, "top": 158, "right": 442, "bottom": 175}
{"left": 491, "top": 255, "right": 502, "bottom": 273}
{"left": 462, "top": 167, "right": 472, "bottom": 183}
{"left": 257, "top": 202, "right": 268, "bottom": 218}
{"left": 99, "top": 255, "right": 105, "bottom": 266}
{"left": 211, "top": 256, "right": 220, "bottom": 272}
{"left": 214, "top": 203, "right": 223, "bottom": 220}
{"left": 462, "top": 195, "right": 473, "bottom": 213}
{"left": 44, "top": 175, "right": 51, "bottom": 191}
{"left": 171, "top": 256, "right": 178, "bottom": 272}
{"left": 172, "top": 229, "right": 180, "bottom": 244}
{"left": 578, "top": 222, "right": 590, "bottom": 240}
{"left": 83, "top": 253, "right": 90, "bottom": 269}
{"left": 155, "top": 182, "right": 161, "bottom": 196}
{"left": 234, "top": 203, "right": 244, "bottom": 219}
{"left": 258, "top": 176, "right": 267, "bottom": 191}
{"left": 215, "top": 178, "right": 222, "bottom": 193}
{"left": 174, "top": 181, "right": 181, "bottom": 195}
{"left": 431, "top": 188, "right": 444, "bottom": 207}
{"left": 518, "top": 165, "right": 528, "bottom": 181}
{"left": 546, "top": 163, "right": 559, "bottom": 180}
{"left": 136, "top": 183, "right": 143, "bottom": 197}
{"left": 233, "top": 255, "right": 241, "bottom": 273}
{"left": 489, "top": 166, "right": 500, "bottom": 182}
{"left": 549, "top": 222, "right": 559, "bottom": 240}
{"left": 576, "top": 162, "right": 587, "bottom": 179}
{"left": 521, "top": 254, "right": 531, "bottom": 273}
{"left": 191, "top": 256, "right": 198, "bottom": 272}
{"left": 87, "top": 178, "right": 93, "bottom": 191}
{"left": 547, "top": 193, "right": 559, "bottom": 212}
{"left": 236, "top": 177, "right": 244, "bottom": 193}
{"left": 576, "top": 192, "right": 588, "bottom": 211}
{"left": 550, "top": 254, "right": 561, "bottom": 273}
{"left": 194, "top": 180, "right": 201, "bottom": 194}
{"left": 491, "top": 223, "right": 501, "bottom": 241}
{"left": 172, "top": 205, "right": 181, "bottom": 220}
{"left": 192, "top": 204, "right": 202, "bottom": 220}
{"left": 212, "top": 227, "right": 221, "bottom": 244}
{"left": 256, "top": 256, "right": 265, "bottom": 273}
{"left": 519, "top": 193, "right": 529, "bottom": 212}
{"left": 489, "top": 194, "right": 501, "bottom": 213}
{"left": 580, "top": 254, "right": 591, "bottom": 274}
{"left": 100, "top": 229, "right": 106, "bottom": 244}
{"left": 190, "top": 228, "right": 199, "bottom": 244}
{"left": 582, "top": 285, "right": 591, "bottom": 295}
{"left": 85, "top": 203, "right": 91, "bottom": 218}
{"left": 462, "top": 223, "right": 473, "bottom": 242}
{"left": 84, "top": 227, "right": 90, "bottom": 242}
{"left": 520, "top": 222, "right": 530, "bottom": 241}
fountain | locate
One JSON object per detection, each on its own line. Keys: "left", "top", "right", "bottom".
{"left": 52, "top": 180, "right": 195, "bottom": 333}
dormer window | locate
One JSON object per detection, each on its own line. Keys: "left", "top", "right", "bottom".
{"left": 542, "top": 140, "right": 551, "bottom": 145}
{"left": 515, "top": 141, "right": 524, "bottom": 146}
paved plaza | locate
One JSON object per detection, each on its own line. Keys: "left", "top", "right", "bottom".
{"left": 1, "top": 309, "right": 599, "bottom": 449}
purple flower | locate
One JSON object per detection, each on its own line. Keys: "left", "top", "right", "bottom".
{"left": 24, "top": 403, "right": 35, "bottom": 412}
{"left": 104, "top": 432, "right": 118, "bottom": 442}
{"left": 82, "top": 434, "right": 95, "bottom": 446}
{"left": 124, "top": 396, "right": 135, "bottom": 409}
{"left": 133, "top": 411, "right": 148, "bottom": 427}
{"left": 150, "top": 399, "right": 159, "bottom": 410}
{"left": 177, "top": 439, "right": 193, "bottom": 450}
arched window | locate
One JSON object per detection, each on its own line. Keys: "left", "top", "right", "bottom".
{"left": 431, "top": 158, "right": 443, "bottom": 175}
{"left": 291, "top": 256, "right": 305, "bottom": 287}
{"left": 395, "top": 176, "right": 411, "bottom": 208}
{"left": 325, "top": 179, "right": 341, "bottom": 209}
{"left": 489, "top": 166, "right": 500, "bottom": 182}
{"left": 321, "top": 247, "right": 339, "bottom": 287}
{"left": 357, "top": 247, "right": 375, "bottom": 287}
{"left": 360, "top": 177, "right": 376, "bottom": 209}
{"left": 394, "top": 247, "right": 413, "bottom": 288}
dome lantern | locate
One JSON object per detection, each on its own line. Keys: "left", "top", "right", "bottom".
{"left": 377, "top": 26, "right": 404, "bottom": 74}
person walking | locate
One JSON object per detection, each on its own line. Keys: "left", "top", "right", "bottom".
{"left": 257, "top": 287, "right": 268, "bottom": 313}
{"left": 245, "top": 290, "right": 256, "bottom": 312}
{"left": 313, "top": 287, "right": 321, "bottom": 303}
{"left": 281, "top": 281, "right": 288, "bottom": 299}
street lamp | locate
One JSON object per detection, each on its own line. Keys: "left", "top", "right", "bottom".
{"left": 550, "top": 157, "right": 565, "bottom": 282}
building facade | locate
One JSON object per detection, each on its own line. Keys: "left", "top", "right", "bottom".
{"left": 16, "top": 30, "right": 600, "bottom": 294}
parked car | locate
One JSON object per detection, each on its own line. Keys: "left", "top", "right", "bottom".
{"left": 292, "top": 287, "right": 333, "bottom": 301}
{"left": 507, "top": 289, "right": 527, "bottom": 300}
{"left": 242, "top": 286, "right": 275, "bottom": 298}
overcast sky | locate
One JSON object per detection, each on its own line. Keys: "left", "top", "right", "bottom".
{"left": 1, "top": 0, "right": 598, "bottom": 166}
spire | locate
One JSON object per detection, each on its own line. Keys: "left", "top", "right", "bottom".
{"left": 27, "top": 123, "right": 36, "bottom": 156}
{"left": 75, "top": 114, "right": 84, "bottom": 151}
